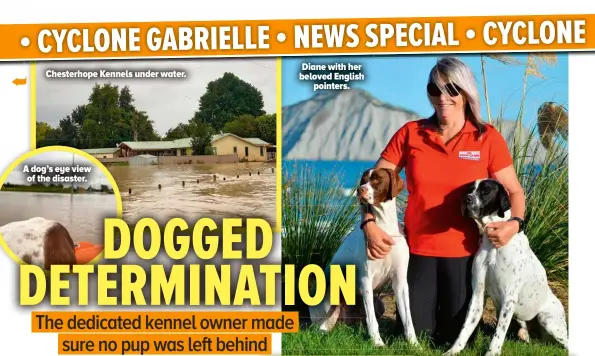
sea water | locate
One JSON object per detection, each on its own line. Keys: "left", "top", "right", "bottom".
{"left": 282, "top": 159, "right": 406, "bottom": 193}
{"left": 280, "top": 159, "right": 544, "bottom": 236}
{"left": 282, "top": 159, "right": 544, "bottom": 194}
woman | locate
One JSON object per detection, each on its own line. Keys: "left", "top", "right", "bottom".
{"left": 361, "top": 57, "right": 526, "bottom": 346}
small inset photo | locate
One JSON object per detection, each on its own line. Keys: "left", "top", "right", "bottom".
{"left": 0, "top": 146, "right": 121, "bottom": 270}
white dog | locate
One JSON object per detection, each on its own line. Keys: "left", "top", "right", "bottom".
{"left": 444, "top": 178, "right": 568, "bottom": 356}
{"left": 308, "top": 167, "right": 418, "bottom": 347}
{"left": 0, "top": 217, "right": 76, "bottom": 270}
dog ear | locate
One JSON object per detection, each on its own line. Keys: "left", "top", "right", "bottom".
{"left": 360, "top": 168, "right": 372, "bottom": 186}
{"left": 392, "top": 171, "right": 405, "bottom": 199}
{"left": 385, "top": 168, "right": 404, "bottom": 199}
{"left": 497, "top": 183, "right": 511, "bottom": 218}
{"left": 461, "top": 183, "right": 473, "bottom": 217}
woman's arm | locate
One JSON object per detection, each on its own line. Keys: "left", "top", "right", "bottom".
{"left": 494, "top": 164, "right": 525, "bottom": 219}
{"left": 376, "top": 157, "right": 400, "bottom": 171}
{"left": 486, "top": 164, "right": 526, "bottom": 247}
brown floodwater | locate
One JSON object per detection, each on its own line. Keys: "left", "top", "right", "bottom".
{"left": 0, "top": 191, "right": 118, "bottom": 245}
{"left": 108, "top": 162, "right": 277, "bottom": 227}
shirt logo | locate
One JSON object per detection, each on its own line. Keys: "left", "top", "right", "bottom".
{"left": 459, "top": 150, "right": 480, "bottom": 161}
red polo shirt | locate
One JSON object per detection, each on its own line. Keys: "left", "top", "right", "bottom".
{"left": 380, "top": 118, "right": 513, "bottom": 257}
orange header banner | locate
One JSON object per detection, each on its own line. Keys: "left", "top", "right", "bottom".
{"left": 0, "top": 14, "right": 592, "bottom": 60}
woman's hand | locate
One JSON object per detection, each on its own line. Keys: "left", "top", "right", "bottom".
{"left": 363, "top": 222, "right": 395, "bottom": 260}
{"left": 485, "top": 220, "right": 519, "bottom": 248}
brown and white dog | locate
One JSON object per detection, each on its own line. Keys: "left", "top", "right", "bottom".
{"left": 308, "top": 168, "right": 418, "bottom": 347}
{"left": 0, "top": 217, "right": 76, "bottom": 270}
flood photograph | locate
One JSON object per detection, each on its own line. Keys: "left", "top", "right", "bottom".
{"left": 0, "top": 149, "right": 118, "bottom": 269}
{"left": 34, "top": 58, "right": 277, "bottom": 228}
{"left": 109, "top": 161, "right": 275, "bottom": 225}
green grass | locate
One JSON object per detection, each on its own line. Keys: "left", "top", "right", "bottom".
{"left": 283, "top": 323, "right": 567, "bottom": 355}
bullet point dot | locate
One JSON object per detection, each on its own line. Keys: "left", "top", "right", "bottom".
{"left": 21, "top": 37, "right": 30, "bottom": 47}
{"left": 466, "top": 29, "right": 476, "bottom": 39}
{"left": 277, "top": 32, "right": 286, "bottom": 43}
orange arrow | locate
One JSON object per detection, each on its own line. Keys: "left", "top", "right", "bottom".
{"left": 12, "top": 77, "right": 27, "bottom": 86}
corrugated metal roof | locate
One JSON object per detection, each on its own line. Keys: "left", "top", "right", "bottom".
{"left": 120, "top": 134, "right": 271, "bottom": 150}
{"left": 120, "top": 139, "right": 195, "bottom": 150}
{"left": 120, "top": 141, "right": 175, "bottom": 150}
{"left": 243, "top": 138, "right": 270, "bottom": 146}
{"left": 211, "top": 133, "right": 271, "bottom": 146}
{"left": 210, "top": 133, "right": 231, "bottom": 143}
{"left": 172, "top": 138, "right": 193, "bottom": 148}
{"left": 82, "top": 147, "right": 120, "bottom": 154}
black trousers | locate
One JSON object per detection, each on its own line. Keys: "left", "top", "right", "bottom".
{"left": 396, "top": 253, "right": 477, "bottom": 346}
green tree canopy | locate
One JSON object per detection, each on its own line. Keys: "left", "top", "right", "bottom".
{"left": 194, "top": 72, "right": 266, "bottom": 131}
{"left": 256, "top": 114, "right": 276, "bottom": 145}
{"left": 190, "top": 121, "right": 215, "bottom": 155}
{"left": 37, "top": 74, "right": 272, "bottom": 153}
{"left": 37, "top": 84, "right": 160, "bottom": 149}
{"left": 164, "top": 123, "right": 193, "bottom": 140}
{"left": 222, "top": 114, "right": 260, "bottom": 138}
{"left": 36, "top": 122, "right": 52, "bottom": 142}
{"left": 221, "top": 113, "right": 276, "bottom": 145}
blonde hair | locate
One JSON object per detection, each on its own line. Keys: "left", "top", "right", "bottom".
{"left": 427, "top": 56, "right": 486, "bottom": 135}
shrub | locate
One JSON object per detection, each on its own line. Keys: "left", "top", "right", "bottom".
{"left": 494, "top": 112, "right": 568, "bottom": 283}
{"left": 281, "top": 162, "right": 359, "bottom": 275}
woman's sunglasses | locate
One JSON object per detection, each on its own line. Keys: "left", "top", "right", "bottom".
{"left": 427, "top": 82, "right": 462, "bottom": 97}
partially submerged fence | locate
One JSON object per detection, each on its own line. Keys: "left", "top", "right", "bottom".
{"left": 157, "top": 154, "right": 238, "bottom": 165}
{"left": 97, "top": 154, "right": 239, "bottom": 165}
{"left": 125, "top": 166, "right": 276, "bottom": 195}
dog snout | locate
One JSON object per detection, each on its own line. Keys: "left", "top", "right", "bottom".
{"left": 357, "top": 186, "right": 371, "bottom": 202}
{"left": 462, "top": 194, "right": 479, "bottom": 217}
{"left": 357, "top": 186, "right": 366, "bottom": 197}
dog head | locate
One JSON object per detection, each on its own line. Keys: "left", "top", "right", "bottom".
{"left": 461, "top": 178, "right": 511, "bottom": 221}
{"left": 44, "top": 221, "right": 77, "bottom": 271}
{"left": 357, "top": 168, "right": 404, "bottom": 206}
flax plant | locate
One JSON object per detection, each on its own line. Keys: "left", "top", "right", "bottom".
{"left": 282, "top": 162, "right": 360, "bottom": 275}
{"left": 483, "top": 53, "right": 568, "bottom": 282}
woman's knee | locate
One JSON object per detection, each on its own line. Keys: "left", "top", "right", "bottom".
{"left": 406, "top": 255, "right": 439, "bottom": 335}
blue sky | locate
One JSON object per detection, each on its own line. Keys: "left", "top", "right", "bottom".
{"left": 282, "top": 54, "right": 568, "bottom": 129}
